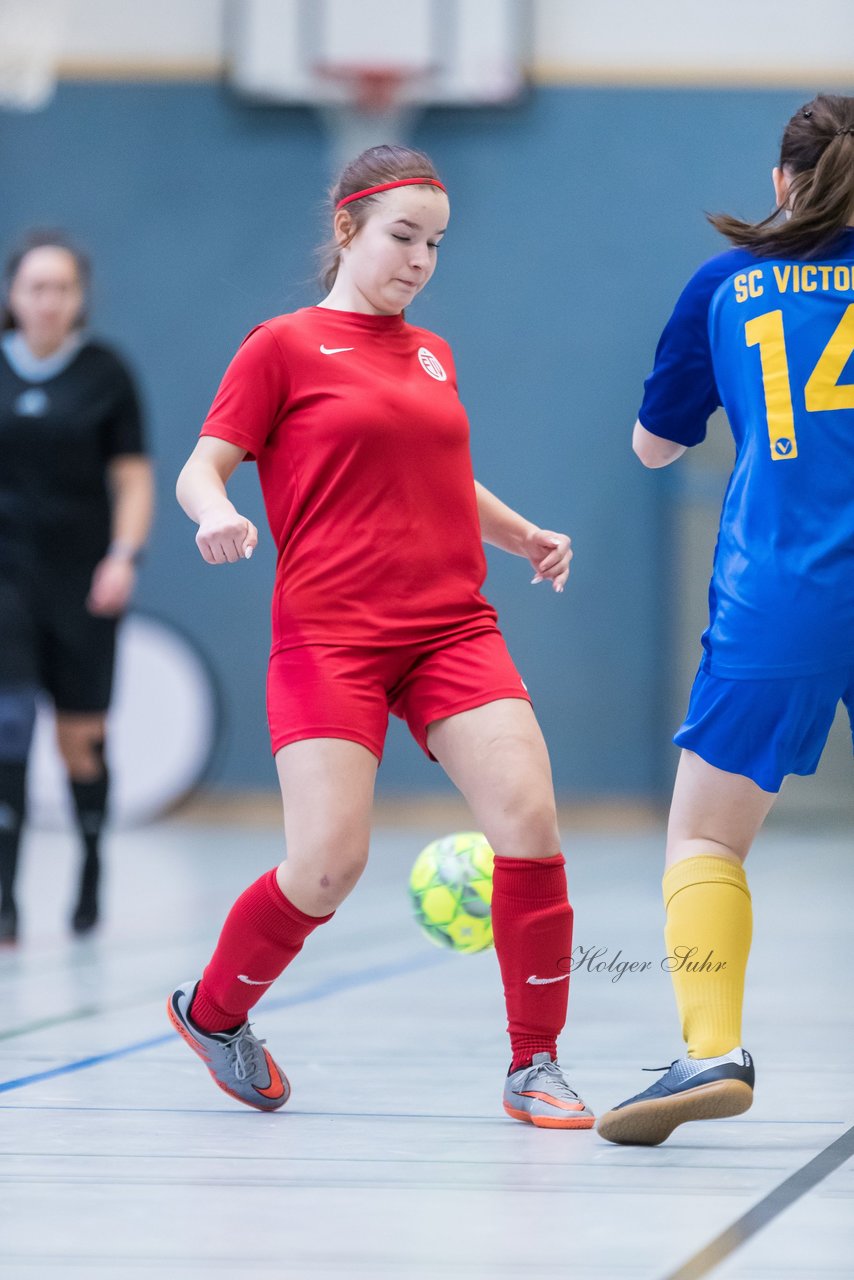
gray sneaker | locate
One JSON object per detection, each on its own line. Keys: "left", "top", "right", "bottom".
{"left": 503, "top": 1052, "right": 595, "bottom": 1129}
{"left": 167, "top": 981, "right": 290, "bottom": 1112}
{"left": 596, "top": 1048, "right": 754, "bottom": 1146}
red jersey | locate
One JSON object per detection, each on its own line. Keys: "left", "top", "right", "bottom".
{"left": 200, "top": 307, "right": 498, "bottom": 652}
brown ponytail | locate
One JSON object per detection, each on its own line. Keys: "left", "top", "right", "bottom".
{"left": 317, "top": 143, "right": 443, "bottom": 291}
{"left": 708, "top": 94, "right": 854, "bottom": 258}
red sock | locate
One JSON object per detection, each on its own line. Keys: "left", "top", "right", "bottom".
{"left": 190, "top": 869, "right": 333, "bottom": 1033}
{"left": 491, "top": 853, "right": 573, "bottom": 1072}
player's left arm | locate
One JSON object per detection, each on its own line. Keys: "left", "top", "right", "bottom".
{"left": 474, "top": 480, "right": 571, "bottom": 593}
{"left": 87, "top": 455, "right": 155, "bottom": 617}
{"left": 632, "top": 420, "right": 687, "bottom": 468}
{"left": 634, "top": 252, "right": 745, "bottom": 470}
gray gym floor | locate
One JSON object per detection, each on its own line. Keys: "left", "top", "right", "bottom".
{"left": 1, "top": 811, "right": 852, "bottom": 1279}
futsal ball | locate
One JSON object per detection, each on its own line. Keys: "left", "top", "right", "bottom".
{"left": 409, "top": 831, "right": 495, "bottom": 953}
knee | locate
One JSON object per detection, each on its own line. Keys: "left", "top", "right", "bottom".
{"left": 279, "top": 844, "right": 369, "bottom": 914}
{"left": 56, "top": 727, "right": 106, "bottom": 781}
{"left": 319, "top": 849, "right": 369, "bottom": 903}
{"left": 488, "top": 790, "right": 561, "bottom": 858}
{"left": 666, "top": 840, "right": 747, "bottom": 870}
{"left": 468, "top": 728, "right": 561, "bottom": 856}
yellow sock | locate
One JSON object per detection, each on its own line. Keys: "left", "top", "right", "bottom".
{"left": 662, "top": 855, "right": 752, "bottom": 1059}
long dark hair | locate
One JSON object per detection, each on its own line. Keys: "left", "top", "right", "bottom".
{"left": 1, "top": 229, "right": 90, "bottom": 331}
{"left": 709, "top": 94, "right": 854, "bottom": 258}
{"left": 317, "top": 143, "right": 443, "bottom": 291}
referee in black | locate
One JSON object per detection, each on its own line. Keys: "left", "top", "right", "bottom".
{"left": 0, "top": 231, "right": 153, "bottom": 942}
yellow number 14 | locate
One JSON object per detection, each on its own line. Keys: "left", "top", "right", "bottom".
{"left": 745, "top": 303, "right": 854, "bottom": 461}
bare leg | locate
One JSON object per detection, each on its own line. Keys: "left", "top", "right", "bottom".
{"left": 427, "top": 699, "right": 560, "bottom": 858}
{"left": 274, "top": 737, "right": 379, "bottom": 916}
{"left": 187, "top": 736, "right": 379, "bottom": 1035}
{"left": 666, "top": 749, "right": 778, "bottom": 868}
{"left": 56, "top": 712, "right": 107, "bottom": 781}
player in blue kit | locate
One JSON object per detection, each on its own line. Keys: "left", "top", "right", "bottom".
{"left": 598, "top": 94, "right": 854, "bottom": 1145}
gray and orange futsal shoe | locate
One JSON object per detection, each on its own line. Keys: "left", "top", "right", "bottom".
{"left": 503, "top": 1052, "right": 595, "bottom": 1129}
{"left": 167, "top": 981, "right": 290, "bottom": 1112}
{"left": 597, "top": 1047, "right": 754, "bottom": 1146}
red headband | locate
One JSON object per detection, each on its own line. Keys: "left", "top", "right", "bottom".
{"left": 336, "top": 177, "right": 447, "bottom": 209}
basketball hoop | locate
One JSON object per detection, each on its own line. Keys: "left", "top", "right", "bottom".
{"left": 314, "top": 63, "right": 427, "bottom": 171}
{"left": 228, "top": 1, "right": 527, "bottom": 176}
{"left": 315, "top": 62, "right": 426, "bottom": 116}
{"left": 0, "top": 0, "right": 66, "bottom": 111}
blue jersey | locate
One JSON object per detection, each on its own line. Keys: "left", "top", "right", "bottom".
{"left": 640, "top": 228, "right": 854, "bottom": 677}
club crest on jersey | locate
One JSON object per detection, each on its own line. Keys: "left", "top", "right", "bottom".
{"left": 14, "top": 388, "right": 49, "bottom": 417}
{"left": 417, "top": 346, "right": 447, "bottom": 381}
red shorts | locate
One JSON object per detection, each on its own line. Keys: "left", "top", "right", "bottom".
{"left": 266, "top": 627, "right": 530, "bottom": 761}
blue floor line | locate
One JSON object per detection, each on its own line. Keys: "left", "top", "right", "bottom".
{"left": 0, "top": 949, "right": 449, "bottom": 1095}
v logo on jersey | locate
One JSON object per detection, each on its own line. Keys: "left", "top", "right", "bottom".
{"left": 320, "top": 344, "right": 354, "bottom": 355}
{"left": 526, "top": 972, "right": 571, "bottom": 986}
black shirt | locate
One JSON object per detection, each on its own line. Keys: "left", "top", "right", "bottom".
{"left": 0, "top": 337, "right": 146, "bottom": 572}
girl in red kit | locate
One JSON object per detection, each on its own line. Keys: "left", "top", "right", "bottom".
{"left": 168, "top": 145, "right": 593, "bottom": 1129}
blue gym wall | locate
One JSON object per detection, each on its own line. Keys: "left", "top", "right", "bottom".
{"left": 0, "top": 82, "right": 812, "bottom": 797}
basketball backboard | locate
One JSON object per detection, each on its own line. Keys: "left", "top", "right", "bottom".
{"left": 227, "top": 0, "right": 529, "bottom": 110}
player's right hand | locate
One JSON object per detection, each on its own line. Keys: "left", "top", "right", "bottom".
{"left": 195, "top": 504, "right": 259, "bottom": 564}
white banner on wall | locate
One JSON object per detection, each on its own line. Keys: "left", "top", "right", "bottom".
{"left": 50, "top": 0, "right": 854, "bottom": 85}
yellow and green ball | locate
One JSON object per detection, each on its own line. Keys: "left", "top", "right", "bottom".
{"left": 409, "top": 831, "right": 495, "bottom": 953}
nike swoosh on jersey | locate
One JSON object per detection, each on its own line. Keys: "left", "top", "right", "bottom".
{"left": 526, "top": 973, "right": 571, "bottom": 985}
{"left": 237, "top": 974, "right": 275, "bottom": 986}
{"left": 319, "top": 344, "right": 354, "bottom": 355}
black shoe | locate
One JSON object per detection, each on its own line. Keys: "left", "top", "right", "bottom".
{"left": 597, "top": 1048, "right": 755, "bottom": 1146}
{"left": 71, "top": 900, "right": 99, "bottom": 934}
{"left": 71, "top": 856, "right": 100, "bottom": 935}
{"left": 0, "top": 902, "right": 18, "bottom": 945}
